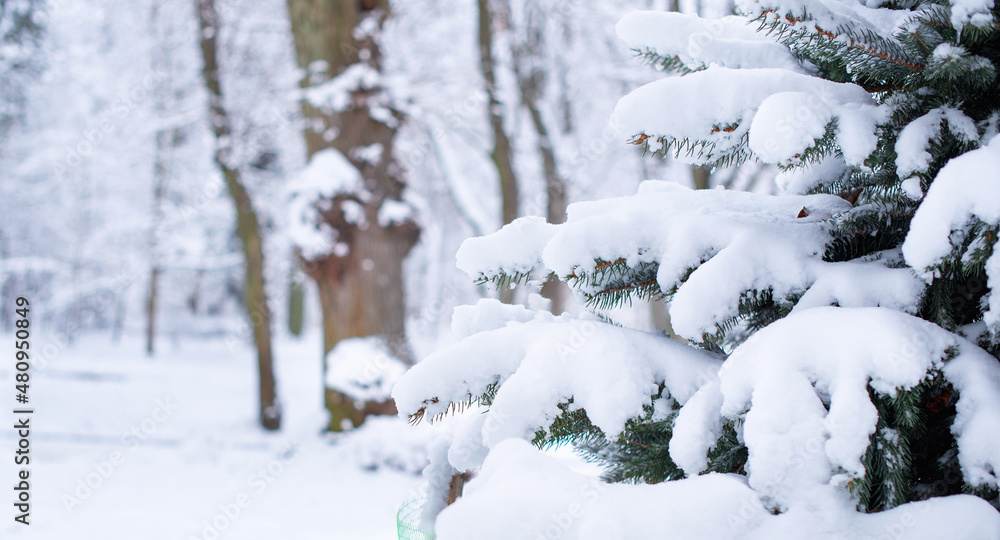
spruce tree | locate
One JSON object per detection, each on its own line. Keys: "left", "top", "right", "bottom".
{"left": 395, "top": 1, "right": 1000, "bottom": 537}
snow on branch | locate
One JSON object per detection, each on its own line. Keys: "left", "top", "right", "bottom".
{"left": 669, "top": 307, "right": 1000, "bottom": 510}
{"left": 895, "top": 106, "right": 978, "bottom": 178}
{"left": 392, "top": 299, "right": 722, "bottom": 448}
{"left": 433, "top": 438, "right": 1000, "bottom": 540}
{"left": 739, "top": 0, "right": 921, "bottom": 76}
{"left": 457, "top": 182, "right": 923, "bottom": 342}
{"left": 903, "top": 134, "right": 1000, "bottom": 333}
{"left": 615, "top": 11, "right": 807, "bottom": 74}
{"left": 612, "top": 66, "right": 886, "bottom": 167}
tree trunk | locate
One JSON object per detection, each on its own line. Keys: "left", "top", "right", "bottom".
{"left": 195, "top": 0, "right": 281, "bottom": 431}
{"left": 286, "top": 0, "right": 419, "bottom": 431}
{"left": 692, "top": 164, "right": 711, "bottom": 190}
{"left": 510, "top": 2, "right": 570, "bottom": 314}
{"left": 145, "top": 128, "right": 171, "bottom": 356}
{"left": 287, "top": 269, "right": 304, "bottom": 337}
{"left": 478, "top": 0, "right": 519, "bottom": 227}
{"left": 145, "top": 266, "right": 160, "bottom": 355}
{"left": 477, "top": 0, "right": 520, "bottom": 304}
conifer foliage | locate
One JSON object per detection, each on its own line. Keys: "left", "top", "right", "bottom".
{"left": 395, "top": 1, "right": 1000, "bottom": 537}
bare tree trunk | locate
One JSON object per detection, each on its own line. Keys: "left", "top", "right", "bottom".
{"left": 195, "top": 0, "right": 281, "bottom": 431}
{"left": 287, "top": 269, "right": 304, "bottom": 337}
{"left": 510, "top": 2, "right": 570, "bottom": 314}
{"left": 478, "top": 0, "right": 520, "bottom": 304}
{"left": 145, "top": 266, "right": 160, "bottom": 355}
{"left": 145, "top": 129, "right": 170, "bottom": 356}
{"left": 286, "top": 0, "right": 419, "bottom": 431}
{"left": 692, "top": 164, "right": 711, "bottom": 190}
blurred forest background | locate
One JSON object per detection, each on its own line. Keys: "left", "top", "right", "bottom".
{"left": 0, "top": 0, "right": 774, "bottom": 537}
{"left": 1, "top": 0, "right": 765, "bottom": 429}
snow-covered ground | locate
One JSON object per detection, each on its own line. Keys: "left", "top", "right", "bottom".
{"left": 0, "top": 331, "right": 428, "bottom": 540}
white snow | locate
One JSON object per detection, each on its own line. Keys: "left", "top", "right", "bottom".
{"left": 456, "top": 216, "right": 559, "bottom": 279}
{"left": 901, "top": 177, "right": 923, "bottom": 200}
{"left": 432, "top": 438, "right": 1000, "bottom": 540}
{"left": 612, "top": 66, "right": 883, "bottom": 165}
{"left": 377, "top": 198, "right": 415, "bottom": 227}
{"left": 943, "top": 346, "right": 1000, "bottom": 488}
{"left": 393, "top": 300, "right": 722, "bottom": 450}
{"left": 435, "top": 438, "right": 769, "bottom": 540}
{"left": 400, "top": 303, "right": 1000, "bottom": 539}
{"left": 932, "top": 43, "right": 966, "bottom": 64}
{"left": 949, "top": 0, "right": 996, "bottom": 29}
{"left": 0, "top": 333, "right": 430, "bottom": 540}
{"left": 669, "top": 379, "right": 724, "bottom": 475}
{"left": 352, "top": 142, "right": 384, "bottom": 165}
{"left": 790, "top": 255, "right": 925, "bottom": 315}
{"left": 903, "top": 134, "right": 1000, "bottom": 330}
{"left": 615, "top": 12, "right": 806, "bottom": 72}
{"left": 836, "top": 104, "right": 886, "bottom": 165}
{"left": 895, "top": 107, "right": 978, "bottom": 177}
{"left": 454, "top": 181, "right": 922, "bottom": 342}
{"left": 748, "top": 91, "right": 832, "bottom": 163}
{"left": 716, "top": 308, "right": 959, "bottom": 506}
{"left": 989, "top": 249, "right": 1000, "bottom": 332}
{"left": 287, "top": 147, "right": 366, "bottom": 258}
{"left": 737, "top": 0, "right": 914, "bottom": 41}
{"left": 775, "top": 157, "right": 848, "bottom": 194}
{"left": 325, "top": 335, "right": 408, "bottom": 402}
{"left": 450, "top": 298, "right": 536, "bottom": 339}
{"left": 305, "top": 63, "right": 381, "bottom": 112}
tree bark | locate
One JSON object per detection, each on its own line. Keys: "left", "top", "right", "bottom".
{"left": 478, "top": 0, "right": 519, "bottom": 228}
{"left": 287, "top": 270, "right": 304, "bottom": 337}
{"left": 477, "top": 0, "right": 520, "bottom": 304}
{"left": 286, "top": 0, "right": 419, "bottom": 431}
{"left": 692, "top": 164, "right": 711, "bottom": 190}
{"left": 195, "top": 0, "right": 281, "bottom": 431}
{"left": 510, "top": 2, "right": 570, "bottom": 314}
{"left": 145, "top": 128, "right": 171, "bottom": 356}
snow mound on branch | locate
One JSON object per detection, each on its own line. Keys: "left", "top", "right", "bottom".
{"left": 944, "top": 345, "right": 1000, "bottom": 488}
{"left": 434, "top": 438, "right": 1000, "bottom": 540}
{"left": 748, "top": 91, "right": 832, "bottom": 162}
{"left": 325, "top": 336, "right": 407, "bottom": 403}
{"left": 612, "top": 66, "right": 885, "bottom": 166}
{"left": 287, "top": 148, "right": 365, "bottom": 258}
{"left": 450, "top": 298, "right": 536, "bottom": 339}
{"left": 903, "top": 134, "right": 1000, "bottom": 331}
{"left": 615, "top": 12, "right": 805, "bottom": 72}
{"left": 457, "top": 182, "right": 924, "bottom": 341}
{"left": 669, "top": 307, "right": 1000, "bottom": 508}
{"left": 775, "top": 157, "right": 849, "bottom": 194}
{"left": 790, "top": 254, "right": 925, "bottom": 315}
{"left": 719, "top": 308, "right": 954, "bottom": 505}
{"left": 950, "top": 0, "right": 996, "bottom": 30}
{"left": 895, "top": 107, "right": 978, "bottom": 178}
{"left": 435, "top": 438, "right": 767, "bottom": 540}
{"left": 737, "top": 0, "right": 913, "bottom": 39}
{"left": 456, "top": 216, "right": 557, "bottom": 279}
{"left": 393, "top": 300, "right": 722, "bottom": 447}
